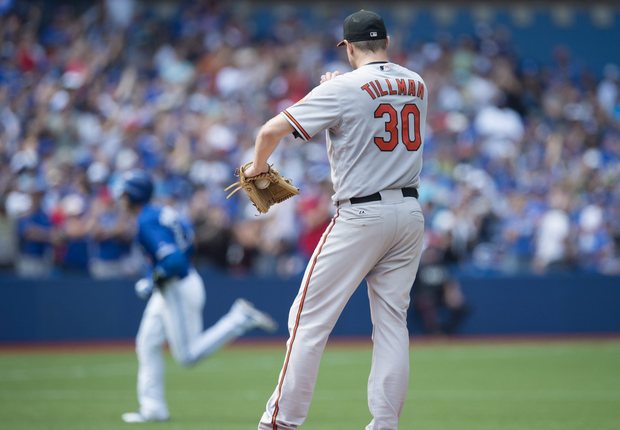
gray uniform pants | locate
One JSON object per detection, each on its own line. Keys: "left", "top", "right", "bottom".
{"left": 259, "top": 189, "right": 424, "bottom": 430}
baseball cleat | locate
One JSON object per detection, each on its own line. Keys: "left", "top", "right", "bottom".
{"left": 121, "top": 412, "right": 169, "bottom": 423}
{"left": 232, "top": 298, "right": 278, "bottom": 333}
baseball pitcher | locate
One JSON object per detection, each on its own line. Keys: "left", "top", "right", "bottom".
{"left": 246, "top": 9, "right": 427, "bottom": 430}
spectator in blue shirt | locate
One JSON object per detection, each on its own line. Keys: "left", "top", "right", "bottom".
{"left": 89, "top": 190, "right": 136, "bottom": 279}
{"left": 16, "top": 183, "right": 55, "bottom": 277}
{"left": 57, "top": 193, "right": 90, "bottom": 274}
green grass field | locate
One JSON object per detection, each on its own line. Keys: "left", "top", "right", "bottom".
{"left": 1, "top": 339, "right": 619, "bottom": 430}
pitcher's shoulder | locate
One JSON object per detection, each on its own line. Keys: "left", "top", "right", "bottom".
{"left": 392, "top": 63, "right": 425, "bottom": 81}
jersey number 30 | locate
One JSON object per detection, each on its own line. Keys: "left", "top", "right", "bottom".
{"left": 373, "top": 103, "right": 421, "bottom": 151}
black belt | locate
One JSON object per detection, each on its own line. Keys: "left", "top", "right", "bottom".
{"left": 344, "top": 188, "right": 418, "bottom": 205}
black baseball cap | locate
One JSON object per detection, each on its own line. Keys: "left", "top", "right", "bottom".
{"left": 337, "top": 10, "right": 387, "bottom": 47}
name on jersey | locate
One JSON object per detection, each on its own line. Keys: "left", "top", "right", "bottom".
{"left": 360, "top": 78, "right": 425, "bottom": 100}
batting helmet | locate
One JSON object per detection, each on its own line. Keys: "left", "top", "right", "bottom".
{"left": 121, "top": 170, "right": 154, "bottom": 204}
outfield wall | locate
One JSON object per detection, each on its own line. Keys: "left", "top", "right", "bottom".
{"left": 1, "top": 272, "right": 619, "bottom": 342}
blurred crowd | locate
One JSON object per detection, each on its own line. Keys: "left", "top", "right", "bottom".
{"left": 1, "top": 0, "right": 619, "bottom": 279}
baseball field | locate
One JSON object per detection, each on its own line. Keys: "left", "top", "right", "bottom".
{"left": 0, "top": 338, "right": 618, "bottom": 430}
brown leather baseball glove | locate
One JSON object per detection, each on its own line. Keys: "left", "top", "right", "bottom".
{"left": 225, "top": 162, "right": 300, "bottom": 214}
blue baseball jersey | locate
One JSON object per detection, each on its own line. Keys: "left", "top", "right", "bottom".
{"left": 62, "top": 236, "right": 90, "bottom": 272}
{"left": 136, "top": 204, "right": 195, "bottom": 281}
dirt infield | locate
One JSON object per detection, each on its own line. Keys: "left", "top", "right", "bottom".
{"left": 1, "top": 332, "right": 619, "bottom": 354}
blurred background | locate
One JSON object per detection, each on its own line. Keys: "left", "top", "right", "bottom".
{"left": 1, "top": 0, "right": 619, "bottom": 342}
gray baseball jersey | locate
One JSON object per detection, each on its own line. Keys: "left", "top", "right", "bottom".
{"left": 283, "top": 62, "right": 427, "bottom": 202}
